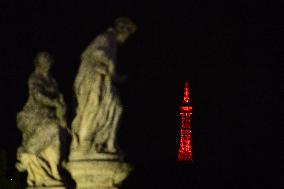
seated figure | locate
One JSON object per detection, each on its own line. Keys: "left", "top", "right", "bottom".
{"left": 16, "top": 52, "right": 67, "bottom": 187}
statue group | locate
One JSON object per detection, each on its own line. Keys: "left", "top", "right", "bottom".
{"left": 16, "top": 17, "right": 137, "bottom": 189}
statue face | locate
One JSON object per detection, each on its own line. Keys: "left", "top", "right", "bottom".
{"left": 116, "top": 31, "right": 130, "bottom": 44}
{"left": 114, "top": 18, "right": 137, "bottom": 44}
{"left": 38, "top": 61, "right": 51, "bottom": 74}
{"left": 35, "top": 52, "right": 53, "bottom": 74}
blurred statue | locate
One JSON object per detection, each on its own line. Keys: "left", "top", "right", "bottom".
{"left": 66, "top": 17, "right": 136, "bottom": 189}
{"left": 71, "top": 17, "right": 137, "bottom": 156}
{"left": 16, "top": 52, "right": 67, "bottom": 187}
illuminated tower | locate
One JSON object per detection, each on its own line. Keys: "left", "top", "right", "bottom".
{"left": 178, "top": 81, "right": 193, "bottom": 162}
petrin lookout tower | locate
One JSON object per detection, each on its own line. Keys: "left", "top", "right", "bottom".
{"left": 177, "top": 81, "right": 193, "bottom": 162}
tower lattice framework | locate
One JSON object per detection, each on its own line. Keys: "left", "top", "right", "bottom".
{"left": 178, "top": 81, "right": 193, "bottom": 161}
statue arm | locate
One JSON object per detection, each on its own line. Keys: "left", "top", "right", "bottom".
{"left": 57, "top": 93, "right": 67, "bottom": 126}
{"left": 74, "top": 64, "right": 85, "bottom": 95}
{"left": 29, "top": 77, "right": 67, "bottom": 128}
{"left": 29, "top": 77, "right": 60, "bottom": 108}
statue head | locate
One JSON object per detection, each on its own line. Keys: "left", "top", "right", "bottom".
{"left": 114, "top": 17, "right": 137, "bottom": 44}
{"left": 34, "top": 52, "right": 54, "bottom": 75}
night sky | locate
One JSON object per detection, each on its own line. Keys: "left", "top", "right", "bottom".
{"left": 0, "top": 1, "right": 281, "bottom": 189}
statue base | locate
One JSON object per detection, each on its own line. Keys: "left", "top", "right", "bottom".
{"left": 27, "top": 187, "right": 65, "bottom": 189}
{"left": 65, "top": 159, "right": 132, "bottom": 189}
{"left": 68, "top": 150, "right": 119, "bottom": 161}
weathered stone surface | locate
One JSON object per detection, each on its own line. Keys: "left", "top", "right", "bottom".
{"left": 65, "top": 161, "right": 132, "bottom": 189}
{"left": 70, "top": 17, "right": 137, "bottom": 157}
{"left": 27, "top": 187, "right": 65, "bottom": 189}
{"left": 67, "top": 17, "right": 136, "bottom": 189}
{"left": 16, "top": 52, "right": 68, "bottom": 188}
{"left": 16, "top": 18, "right": 136, "bottom": 189}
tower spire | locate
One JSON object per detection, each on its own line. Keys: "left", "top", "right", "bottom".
{"left": 178, "top": 81, "right": 193, "bottom": 162}
{"left": 183, "top": 81, "right": 190, "bottom": 103}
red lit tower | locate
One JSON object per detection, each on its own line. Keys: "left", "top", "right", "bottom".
{"left": 178, "top": 81, "right": 193, "bottom": 162}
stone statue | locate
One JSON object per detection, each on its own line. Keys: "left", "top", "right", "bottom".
{"left": 66, "top": 17, "right": 136, "bottom": 189}
{"left": 16, "top": 52, "right": 67, "bottom": 187}
{"left": 71, "top": 17, "right": 137, "bottom": 157}
{"left": 16, "top": 18, "right": 137, "bottom": 189}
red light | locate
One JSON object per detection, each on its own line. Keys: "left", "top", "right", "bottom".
{"left": 183, "top": 81, "right": 190, "bottom": 103}
{"left": 178, "top": 81, "right": 193, "bottom": 162}
{"left": 180, "top": 106, "right": 192, "bottom": 112}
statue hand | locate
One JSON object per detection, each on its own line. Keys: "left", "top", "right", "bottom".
{"left": 17, "top": 146, "right": 26, "bottom": 154}
{"left": 59, "top": 95, "right": 66, "bottom": 111}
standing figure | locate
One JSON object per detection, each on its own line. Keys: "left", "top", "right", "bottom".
{"left": 16, "top": 52, "right": 67, "bottom": 187}
{"left": 72, "top": 17, "right": 136, "bottom": 156}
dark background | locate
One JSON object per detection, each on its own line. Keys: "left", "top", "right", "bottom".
{"left": 0, "top": 1, "right": 282, "bottom": 189}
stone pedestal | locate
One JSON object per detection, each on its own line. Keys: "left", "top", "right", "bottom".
{"left": 27, "top": 187, "right": 65, "bottom": 189}
{"left": 65, "top": 160, "right": 132, "bottom": 189}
